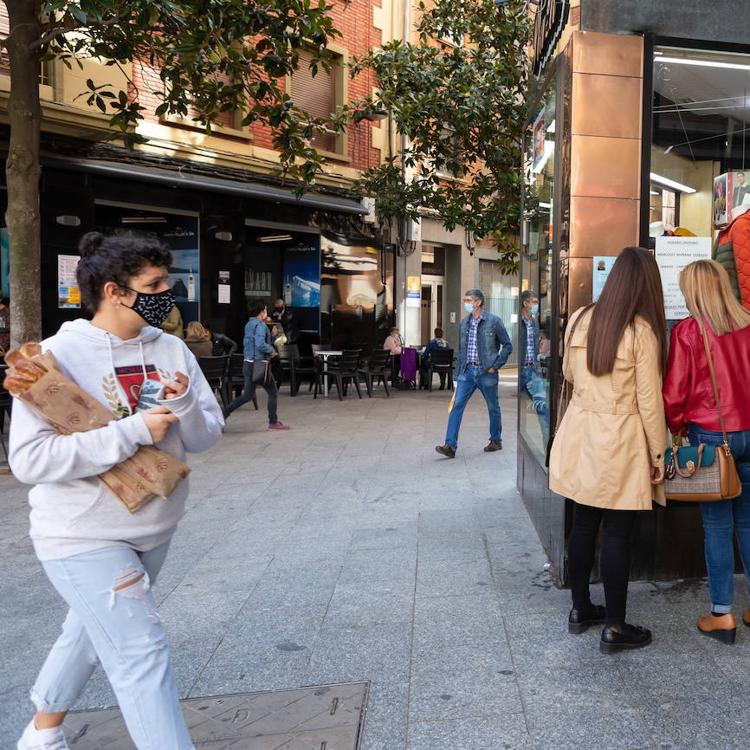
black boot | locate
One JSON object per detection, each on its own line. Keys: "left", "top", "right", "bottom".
{"left": 568, "top": 604, "right": 606, "bottom": 634}
{"left": 600, "top": 622, "right": 652, "bottom": 653}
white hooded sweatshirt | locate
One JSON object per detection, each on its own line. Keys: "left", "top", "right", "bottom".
{"left": 9, "top": 319, "right": 224, "bottom": 560}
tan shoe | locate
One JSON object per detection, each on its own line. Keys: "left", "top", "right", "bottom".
{"left": 484, "top": 440, "right": 502, "bottom": 452}
{"left": 743, "top": 608, "right": 750, "bottom": 627}
{"left": 697, "top": 613, "right": 737, "bottom": 644}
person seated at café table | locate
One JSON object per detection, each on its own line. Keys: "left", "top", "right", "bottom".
{"left": 204, "top": 322, "right": 237, "bottom": 357}
{"left": 184, "top": 321, "right": 213, "bottom": 358}
{"left": 420, "top": 327, "right": 449, "bottom": 390}
{"left": 383, "top": 326, "right": 404, "bottom": 383}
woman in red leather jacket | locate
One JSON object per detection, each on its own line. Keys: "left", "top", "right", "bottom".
{"left": 663, "top": 259, "right": 750, "bottom": 644}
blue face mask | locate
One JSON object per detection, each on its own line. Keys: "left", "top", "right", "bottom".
{"left": 530, "top": 304, "right": 539, "bottom": 316}
{"left": 464, "top": 302, "right": 474, "bottom": 314}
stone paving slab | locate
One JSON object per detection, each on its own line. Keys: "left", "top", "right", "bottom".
{"left": 62, "top": 682, "right": 368, "bottom": 749}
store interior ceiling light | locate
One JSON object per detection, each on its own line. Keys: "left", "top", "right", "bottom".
{"left": 121, "top": 216, "right": 168, "bottom": 224}
{"left": 655, "top": 55, "right": 750, "bottom": 72}
{"left": 650, "top": 172, "right": 696, "bottom": 194}
{"left": 258, "top": 234, "right": 292, "bottom": 243}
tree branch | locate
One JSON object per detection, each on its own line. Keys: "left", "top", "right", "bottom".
{"left": 29, "top": 14, "right": 124, "bottom": 51}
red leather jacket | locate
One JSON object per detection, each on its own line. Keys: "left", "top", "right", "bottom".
{"left": 663, "top": 317, "right": 750, "bottom": 434}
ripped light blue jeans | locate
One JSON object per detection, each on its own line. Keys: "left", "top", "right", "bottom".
{"left": 32, "top": 543, "right": 194, "bottom": 750}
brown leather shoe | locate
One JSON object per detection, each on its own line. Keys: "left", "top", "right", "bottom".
{"left": 435, "top": 444, "right": 456, "bottom": 459}
{"left": 697, "top": 613, "right": 737, "bottom": 644}
{"left": 743, "top": 608, "right": 750, "bottom": 627}
{"left": 484, "top": 441, "right": 502, "bottom": 452}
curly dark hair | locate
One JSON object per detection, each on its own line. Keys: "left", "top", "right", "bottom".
{"left": 76, "top": 231, "right": 173, "bottom": 314}
{"left": 247, "top": 298, "right": 267, "bottom": 318}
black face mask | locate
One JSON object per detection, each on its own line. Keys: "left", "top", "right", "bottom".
{"left": 274, "top": 307, "right": 284, "bottom": 314}
{"left": 124, "top": 288, "right": 177, "bottom": 328}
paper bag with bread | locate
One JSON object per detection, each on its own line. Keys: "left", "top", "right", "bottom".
{"left": 3, "top": 342, "right": 190, "bottom": 512}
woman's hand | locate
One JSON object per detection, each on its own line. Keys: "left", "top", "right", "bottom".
{"left": 651, "top": 465, "right": 665, "bottom": 485}
{"left": 160, "top": 371, "right": 189, "bottom": 400}
{"left": 142, "top": 406, "right": 179, "bottom": 443}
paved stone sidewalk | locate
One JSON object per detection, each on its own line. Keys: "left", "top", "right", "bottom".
{"left": 2, "top": 384, "right": 750, "bottom": 749}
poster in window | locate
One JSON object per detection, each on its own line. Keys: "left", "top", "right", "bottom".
{"left": 163, "top": 216, "right": 200, "bottom": 323}
{"left": 0, "top": 228, "right": 8, "bottom": 300}
{"left": 532, "top": 109, "right": 546, "bottom": 173}
{"left": 592, "top": 256, "right": 615, "bottom": 302}
{"left": 655, "top": 236, "right": 711, "bottom": 320}
{"left": 57, "top": 254, "right": 81, "bottom": 308}
{"left": 283, "top": 245, "right": 320, "bottom": 308}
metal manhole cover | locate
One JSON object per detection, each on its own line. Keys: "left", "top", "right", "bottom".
{"left": 63, "top": 681, "right": 369, "bottom": 749}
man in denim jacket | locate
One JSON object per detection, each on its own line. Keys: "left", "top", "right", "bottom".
{"left": 436, "top": 289, "right": 512, "bottom": 457}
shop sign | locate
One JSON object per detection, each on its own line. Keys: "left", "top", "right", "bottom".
{"left": 655, "top": 236, "right": 711, "bottom": 320}
{"left": 406, "top": 275, "right": 421, "bottom": 308}
{"left": 532, "top": 0, "right": 570, "bottom": 76}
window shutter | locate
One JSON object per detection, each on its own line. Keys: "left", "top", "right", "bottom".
{"left": 290, "top": 49, "right": 337, "bottom": 152}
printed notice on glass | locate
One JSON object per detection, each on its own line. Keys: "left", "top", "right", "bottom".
{"left": 218, "top": 284, "right": 231, "bottom": 304}
{"left": 57, "top": 254, "right": 81, "bottom": 308}
{"left": 655, "top": 236, "right": 712, "bottom": 320}
{"left": 592, "top": 256, "right": 616, "bottom": 302}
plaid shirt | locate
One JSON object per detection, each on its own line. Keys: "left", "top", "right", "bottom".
{"left": 466, "top": 316, "right": 480, "bottom": 364}
{"left": 522, "top": 315, "right": 536, "bottom": 365}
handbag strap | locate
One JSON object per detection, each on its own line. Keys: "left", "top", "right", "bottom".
{"left": 698, "top": 319, "right": 730, "bottom": 449}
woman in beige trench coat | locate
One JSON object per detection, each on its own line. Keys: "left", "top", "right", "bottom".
{"left": 549, "top": 247, "right": 668, "bottom": 653}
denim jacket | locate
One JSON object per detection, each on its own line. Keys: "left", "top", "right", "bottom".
{"left": 455, "top": 310, "right": 512, "bottom": 376}
{"left": 242, "top": 317, "right": 275, "bottom": 361}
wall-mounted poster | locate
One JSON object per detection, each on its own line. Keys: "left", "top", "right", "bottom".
{"left": 163, "top": 217, "right": 200, "bottom": 324}
{"left": 532, "top": 109, "right": 546, "bottom": 173}
{"left": 655, "top": 235, "right": 711, "bottom": 320}
{"left": 57, "top": 254, "right": 81, "bottom": 308}
{"left": 283, "top": 244, "right": 320, "bottom": 308}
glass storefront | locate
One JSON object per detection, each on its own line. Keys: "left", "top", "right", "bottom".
{"left": 651, "top": 45, "right": 750, "bottom": 316}
{"left": 520, "top": 78, "right": 556, "bottom": 461}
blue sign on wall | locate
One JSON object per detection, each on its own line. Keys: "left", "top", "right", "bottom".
{"left": 283, "top": 244, "right": 320, "bottom": 308}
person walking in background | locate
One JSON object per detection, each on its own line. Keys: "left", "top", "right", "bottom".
{"left": 161, "top": 303, "right": 184, "bottom": 339}
{"left": 184, "top": 321, "right": 213, "bottom": 358}
{"left": 271, "top": 298, "right": 298, "bottom": 344}
{"left": 222, "top": 299, "right": 289, "bottom": 431}
{"left": 550, "top": 247, "right": 667, "bottom": 653}
{"left": 519, "top": 290, "right": 549, "bottom": 443}
{"left": 10, "top": 232, "right": 223, "bottom": 750}
{"left": 663, "top": 259, "right": 750, "bottom": 644}
{"left": 435, "top": 289, "right": 512, "bottom": 458}
{"left": 420, "top": 327, "right": 449, "bottom": 390}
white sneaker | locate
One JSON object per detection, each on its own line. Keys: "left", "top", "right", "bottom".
{"left": 17, "top": 720, "right": 70, "bottom": 750}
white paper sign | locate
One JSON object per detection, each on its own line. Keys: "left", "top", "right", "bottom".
{"left": 218, "top": 284, "right": 231, "bottom": 304}
{"left": 655, "top": 236, "right": 712, "bottom": 320}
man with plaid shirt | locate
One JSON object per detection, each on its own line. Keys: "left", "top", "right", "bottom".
{"left": 436, "top": 288, "right": 512, "bottom": 458}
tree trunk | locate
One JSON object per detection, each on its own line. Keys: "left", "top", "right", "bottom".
{"left": 4, "top": 0, "right": 42, "bottom": 347}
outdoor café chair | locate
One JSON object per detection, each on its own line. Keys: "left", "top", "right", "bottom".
{"left": 425, "top": 348, "right": 454, "bottom": 392}
{"left": 197, "top": 355, "right": 230, "bottom": 407}
{"left": 279, "top": 344, "right": 321, "bottom": 396}
{"left": 358, "top": 349, "right": 391, "bottom": 397}
{"left": 315, "top": 349, "right": 362, "bottom": 400}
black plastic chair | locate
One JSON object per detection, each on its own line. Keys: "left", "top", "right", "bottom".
{"left": 316, "top": 349, "right": 362, "bottom": 400}
{"left": 197, "top": 355, "right": 230, "bottom": 407}
{"left": 227, "top": 353, "right": 258, "bottom": 410}
{"left": 279, "top": 344, "right": 320, "bottom": 396}
{"left": 358, "top": 349, "right": 391, "bottom": 397}
{"left": 426, "top": 348, "right": 454, "bottom": 392}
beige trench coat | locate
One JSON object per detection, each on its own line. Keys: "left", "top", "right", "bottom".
{"left": 549, "top": 307, "right": 667, "bottom": 510}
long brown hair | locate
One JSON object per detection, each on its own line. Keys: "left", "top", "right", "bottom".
{"left": 587, "top": 247, "right": 667, "bottom": 376}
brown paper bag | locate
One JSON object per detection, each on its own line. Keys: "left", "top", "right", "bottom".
{"left": 12, "top": 351, "right": 190, "bottom": 513}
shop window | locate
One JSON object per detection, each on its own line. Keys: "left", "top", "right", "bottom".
{"left": 651, "top": 46, "right": 750, "bottom": 242}
{"left": 479, "top": 260, "right": 518, "bottom": 366}
{"left": 520, "top": 77, "right": 555, "bottom": 461}
{"left": 290, "top": 48, "right": 346, "bottom": 158}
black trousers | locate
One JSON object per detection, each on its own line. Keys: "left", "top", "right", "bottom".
{"left": 567, "top": 502, "right": 637, "bottom": 624}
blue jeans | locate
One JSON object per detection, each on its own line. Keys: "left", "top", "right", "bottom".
{"left": 223, "top": 360, "right": 278, "bottom": 424}
{"left": 520, "top": 365, "right": 549, "bottom": 441}
{"left": 688, "top": 426, "right": 750, "bottom": 614}
{"left": 444, "top": 365, "right": 501, "bottom": 449}
{"left": 32, "top": 543, "right": 194, "bottom": 750}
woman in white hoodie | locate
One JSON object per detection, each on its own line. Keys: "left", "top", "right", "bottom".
{"left": 10, "top": 232, "right": 223, "bottom": 750}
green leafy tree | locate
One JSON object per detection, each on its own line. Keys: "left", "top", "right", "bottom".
{"left": 348, "top": 0, "right": 528, "bottom": 272}
{"left": 2, "top": 0, "right": 340, "bottom": 345}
